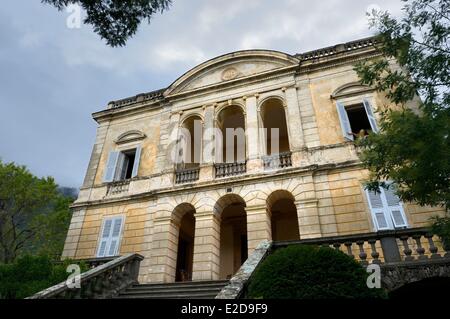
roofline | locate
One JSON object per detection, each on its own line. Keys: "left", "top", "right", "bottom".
{"left": 98, "top": 35, "right": 378, "bottom": 113}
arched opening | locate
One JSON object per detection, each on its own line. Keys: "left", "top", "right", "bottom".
{"left": 173, "top": 203, "right": 196, "bottom": 282}
{"left": 267, "top": 190, "right": 299, "bottom": 241}
{"left": 215, "top": 194, "right": 248, "bottom": 279}
{"left": 261, "top": 98, "right": 290, "bottom": 155}
{"left": 389, "top": 277, "right": 450, "bottom": 299}
{"left": 178, "top": 115, "right": 202, "bottom": 169}
{"left": 216, "top": 105, "right": 246, "bottom": 163}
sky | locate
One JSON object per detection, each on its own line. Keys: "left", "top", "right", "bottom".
{"left": 0, "top": 0, "right": 404, "bottom": 188}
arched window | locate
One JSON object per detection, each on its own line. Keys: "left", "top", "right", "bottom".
{"left": 216, "top": 105, "right": 246, "bottom": 163}
{"left": 260, "top": 98, "right": 292, "bottom": 170}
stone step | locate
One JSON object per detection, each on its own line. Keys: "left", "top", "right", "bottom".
{"left": 121, "top": 286, "right": 224, "bottom": 295}
{"left": 133, "top": 280, "right": 229, "bottom": 289}
{"left": 129, "top": 283, "right": 228, "bottom": 291}
{"left": 114, "top": 280, "right": 229, "bottom": 299}
{"left": 114, "top": 292, "right": 218, "bottom": 299}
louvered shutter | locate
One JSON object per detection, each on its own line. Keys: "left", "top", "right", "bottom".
{"left": 336, "top": 101, "right": 353, "bottom": 140}
{"left": 103, "top": 151, "right": 120, "bottom": 182}
{"left": 117, "top": 152, "right": 127, "bottom": 180}
{"left": 363, "top": 98, "right": 379, "bottom": 133}
{"left": 131, "top": 146, "right": 142, "bottom": 178}
{"left": 383, "top": 187, "right": 408, "bottom": 228}
{"left": 365, "top": 189, "right": 391, "bottom": 230}
{"left": 107, "top": 217, "right": 123, "bottom": 256}
{"left": 97, "top": 219, "right": 113, "bottom": 257}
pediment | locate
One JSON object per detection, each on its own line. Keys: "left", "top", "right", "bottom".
{"left": 331, "top": 82, "right": 374, "bottom": 99}
{"left": 115, "top": 130, "right": 146, "bottom": 144}
{"left": 165, "top": 50, "right": 299, "bottom": 96}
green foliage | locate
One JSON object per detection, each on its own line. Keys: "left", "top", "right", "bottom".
{"left": 0, "top": 160, "right": 73, "bottom": 263}
{"left": 354, "top": 0, "right": 450, "bottom": 210}
{"left": 430, "top": 216, "right": 450, "bottom": 250}
{"left": 247, "top": 245, "right": 386, "bottom": 299}
{"left": 0, "top": 255, "right": 88, "bottom": 299}
{"left": 42, "top": 0, "right": 172, "bottom": 47}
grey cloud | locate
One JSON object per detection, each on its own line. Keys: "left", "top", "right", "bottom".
{"left": 0, "top": 0, "right": 403, "bottom": 188}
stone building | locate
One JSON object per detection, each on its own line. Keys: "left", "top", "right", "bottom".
{"left": 62, "top": 37, "right": 445, "bottom": 284}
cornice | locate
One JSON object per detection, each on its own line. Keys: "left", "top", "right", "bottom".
{"left": 70, "top": 159, "right": 364, "bottom": 210}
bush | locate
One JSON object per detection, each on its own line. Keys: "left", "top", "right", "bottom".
{"left": 0, "top": 255, "right": 87, "bottom": 299}
{"left": 247, "top": 245, "right": 386, "bottom": 299}
{"left": 431, "top": 216, "right": 450, "bottom": 250}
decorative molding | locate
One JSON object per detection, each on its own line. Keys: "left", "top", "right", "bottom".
{"left": 115, "top": 130, "right": 146, "bottom": 145}
{"left": 331, "top": 81, "right": 375, "bottom": 99}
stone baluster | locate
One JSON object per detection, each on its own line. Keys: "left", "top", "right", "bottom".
{"left": 424, "top": 233, "right": 441, "bottom": 259}
{"left": 368, "top": 239, "right": 380, "bottom": 264}
{"left": 344, "top": 242, "right": 354, "bottom": 259}
{"left": 400, "top": 235, "right": 414, "bottom": 261}
{"left": 412, "top": 234, "right": 427, "bottom": 260}
{"left": 356, "top": 240, "right": 368, "bottom": 265}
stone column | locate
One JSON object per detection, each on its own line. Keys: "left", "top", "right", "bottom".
{"left": 296, "top": 199, "right": 322, "bottom": 239}
{"left": 284, "top": 87, "right": 304, "bottom": 151}
{"left": 148, "top": 216, "right": 179, "bottom": 282}
{"left": 200, "top": 104, "right": 215, "bottom": 181}
{"left": 246, "top": 205, "right": 272, "bottom": 256}
{"left": 192, "top": 212, "right": 221, "bottom": 281}
{"left": 245, "top": 95, "right": 263, "bottom": 173}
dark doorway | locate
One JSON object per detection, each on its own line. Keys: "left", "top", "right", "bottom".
{"left": 175, "top": 211, "right": 195, "bottom": 282}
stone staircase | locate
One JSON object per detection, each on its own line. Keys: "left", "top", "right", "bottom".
{"left": 114, "top": 280, "right": 229, "bottom": 299}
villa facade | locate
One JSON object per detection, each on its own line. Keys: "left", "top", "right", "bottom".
{"left": 62, "top": 37, "right": 445, "bottom": 284}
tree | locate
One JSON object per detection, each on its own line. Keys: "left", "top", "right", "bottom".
{"left": 354, "top": 0, "right": 450, "bottom": 211}
{"left": 42, "top": 0, "right": 172, "bottom": 47}
{"left": 0, "top": 161, "right": 72, "bottom": 263}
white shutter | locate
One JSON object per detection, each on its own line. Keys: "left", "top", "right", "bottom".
{"left": 103, "top": 151, "right": 120, "bottom": 182}
{"left": 336, "top": 101, "right": 353, "bottom": 140}
{"left": 363, "top": 98, "right": 379, "bottom": 133}
{"left": 382, "top": 187, "right": 408, "bottom": 228}
{"left": 117, "top": 152, "right": 127, "bottom": 180}
{"left": 97, "top": 216, "right": 124, "bottom": 257}
{"left": 365, "top": 189, "right": 392, "bottom": 230}
{"left": 131, "top": 146, "right": 142, "bottom": 178}
{"left": 97, "top": 219, "right": 113, "bottom": 257}
{"left": 107, "top": 217, "right": 123, "bottom": 256}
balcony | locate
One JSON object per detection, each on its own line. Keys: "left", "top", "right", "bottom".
{"left": 106, "top": 180, "right": 130, "bottom": 195}
{"left": 262, "top": 151, "right": 292, "bottom": 170}
{"left": 215, "top": 161, "right": 247, "bottom": 178}
{"left": 175, "top": 167, "right": 200, "bottom": 184}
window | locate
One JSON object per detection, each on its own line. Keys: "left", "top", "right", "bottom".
{"left": 97, "top": 216, "right": 124, "bottom": 257}
{"left": 336, "top": 98, "right": 378, "bottom": 140}
{"left": 103, "top": 146, "right": 141, "bottom": 182}
{"left": 365, "top": 186, "right": 408, "bottom": 231}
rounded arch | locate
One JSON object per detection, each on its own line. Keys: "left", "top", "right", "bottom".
{"left": 214, "top": 193, "right": 247, "bottom": 217}
{"left": 258, "top": 95, "right": 285, "bottom": 109}
{"left": 259, "top": 97, "right": 290, "bottom": 155}
{"left": 177, "top": 114, "right": 203, "bottom": 168}
{"left": 179, "top": 112, "right": 204, "bottom": 127}
{"left": 266, "top": 189, "right": 299, "bottom": 241}
{"left": 215, "top": 102, "right": 246, "bottom": 121}
{"left": 331, "top": 82, "right": 373, "bottom": 99}
{"left": 215, "top": 105, "right": 247, "bottom": 163}
{"left": 266, "top": 189, "right": 296, "bottom": 210}
{"left": 172, "top": 202, "right": 196, "bottom": 224}
{"left": 165, "top": 50, "right": 300, "bottom": 96}
{"left": 171, "top": 202, "right": 196, "bottom": 282}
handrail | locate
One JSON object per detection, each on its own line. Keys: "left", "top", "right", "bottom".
{"left": 28, "top": 253, "right": 144, "bottom": 299}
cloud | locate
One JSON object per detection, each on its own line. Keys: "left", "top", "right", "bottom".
{"left": 0, "top": 0, "right": 405, "bottom": 187}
